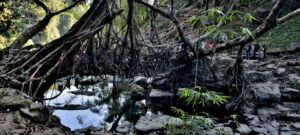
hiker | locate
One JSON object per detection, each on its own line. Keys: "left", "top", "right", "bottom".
{"left": 245, "top": 44, "right": 252, "bottom": 60}
{"left": 253, "top": 42, "right": 261, "bottom": 60}
{"left": 205, "top": 41, "right": 215, "bottom": 51}
{"left": 258, "top": 46, "right": 266, "bottom": 61}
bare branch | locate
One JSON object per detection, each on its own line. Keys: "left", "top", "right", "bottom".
{"left": 202, "top": 0, "right": 287, "bottom": 56}
{"left": 52, "top": 0, "right": 84, "bottom": 16}
{"left": 135, "top": 0, "right": 201, "bottom": 56}
{"left": 278, "top": 8, "right": 300, "bottom": 23}
{"left": 33, "top": 0, "right": 51, "bottom": 14}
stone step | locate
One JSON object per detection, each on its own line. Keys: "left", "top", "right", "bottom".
{"left": 281, "top": 113, "right": 300, "bottom": 122}
{"left": 283, "top": 102, "right": 300, "bottom": 112}
{"left": 281, "top": 88, "right": 300, "bottom": 102}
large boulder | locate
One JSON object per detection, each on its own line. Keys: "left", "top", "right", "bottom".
{"left": 151, "top": 78, "right": 172, "bottom": 91}
{"left": 116, "top": 121, "right": 132, "bottom": 134}
{"left": 149, "top": 89, "right": 174, "bottom": 98}
{"left": 245, "top": 71, "right": 272, "bottom": 83}
{"left": 273, "top": 68, "right": 287, "bottom": 77}
{"left": 250, "top": 83, "right": 281, "bottom": 105}
{"left": 287, "top": 74, "right": 300, "bottom": 89}
{"left": 0, "top": 88, "right": 32, "bottom": 110}
{"left": 20, "top": 103, "right": 49, "bottom": 123}
{"left": 134, "top": 76, "right": 149, "bottom": 88}
{"left": 135, "top": 114, "right": 183, "bottom": 133}
{"left": 236, "top": 124, "right": 252, "bottom": 134}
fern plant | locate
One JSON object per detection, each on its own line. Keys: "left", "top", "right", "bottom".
{"left": 166, "top": 86, "right": 231, "bottom": 134}
{"left": 178, "top": 86, "right": 229, "bottom": 107}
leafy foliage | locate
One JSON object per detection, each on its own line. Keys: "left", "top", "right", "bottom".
{"left": 178, "top": 86, "right": 229, "bottom": 107}
{"left": 166, "top": 86, "right": 230, "bottom": 134}
{"left": 187, "top": 7, "right": 259, "bottom": 42}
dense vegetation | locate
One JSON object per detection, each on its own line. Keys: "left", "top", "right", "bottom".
{"left": 0, "top": 0, "right": 299, "bottom": 134}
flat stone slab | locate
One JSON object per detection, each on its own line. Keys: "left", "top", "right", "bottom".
{"left": 135, "top": 114, "right": 183, "bottom": 132}
{"left": 149, "top": 89, "right": 174, "bottom": 98}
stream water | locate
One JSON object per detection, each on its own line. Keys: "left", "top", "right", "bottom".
{"left": 44, "top": 80, "right": 151, "bottom": 132}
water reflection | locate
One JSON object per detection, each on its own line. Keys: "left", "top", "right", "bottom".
{"left": 44, "top": 80, "right": 147, "bottom": 132}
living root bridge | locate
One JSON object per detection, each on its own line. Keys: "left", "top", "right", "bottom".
{"left": 1, "top": 0, "right": 300, "bottom": 103}
{"left": 1, "top": 0, "right": 123, "bottom": 100}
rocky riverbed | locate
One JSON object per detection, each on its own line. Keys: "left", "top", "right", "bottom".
{"left": 1, "top": 53, "right": 299, "bottom": 135}
{"left": 0, "top": 88, "right": 70, "bottom": 134}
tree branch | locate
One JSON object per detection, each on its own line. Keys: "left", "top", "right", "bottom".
{"left": 33, "top": 0, "right": 51, "bottom": 14}
{"left": 52, "top": 0, "right": 83, "bottom": 16}
{"left": 135, "top": 0, "right": 200, "bottom": 56}
{"left": 278, "top": 8, "right": 300, "bottom": 23}
{"left": 7, "top": 0, "right": 83, "bottom": 51}
{"left": 202, "top": 0, "right": 287, "bottom": 56}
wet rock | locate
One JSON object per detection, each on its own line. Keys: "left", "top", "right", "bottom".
{"left": 251, "top": 125, "right": 268, "bottom": 134}
{"left": 48, "top": 104, "right": 89, "bottom": 110}
{"left": 134, "top": 76, "right": 148, "bottom": 88}
{"left": 79, "top": 76, "right": 100, "bottom": 85}
{"left": 274, "top": 68, "right": 287, "bottom": 77}
{"left": 287, "top": 74, "right": 300, "bottom": 89}
{"left": 264, "top": 121, "right": 280, "bottom": 135}
{"left": 245, "top": 114, "right": 260, "bottom": 126}
{"left": 207, "top": 127, "right": 233, "bottom": 135}
{"left": 149, "top": 89, "right": 174, "bottom": 98}
{"left": 245, "top": 71, "right": 272, "bottom": 83}
{"left": 239, "top": 103, "right": 255, "bottom": 114}
{"left": 69, "top": 90, "right": 97, "bottom": 96}
{"left": 283, "top": 102, "right": 300, "bottom": 112}
{"left": 257, "top": 107, "right": 281, "bottom": 121}
{"left": 251, "top": 83, "right": 281, "bottom": 105}
{"left": 74, "top": 126, "right": 102, "bottom": 134}
{"left": 236, "top": 124, "right": 252, "bottom": 134}
{"left": 151, "top": 78, "right": 171, "bottom": 91}
{"left": 135, "top": 114, "right": 183, "bottom": 132}
{"left": 281, "top": 113, "right": 300, "bottom": 122}
{"left": 0, "top": 88, "right": 32, "bottom": 110}
{"left": 20, "top": 103, "right": 49, "bottom": 123}
{"left": 129, "top": 84, "right": 146, "bottom": 99}
{"left": 291, "top": 123, "right": 300, "bottom": 130}
{"left": 281, "top": 88, "right": 300, "bottom": 101}
{"left": 116, "top": 121, "right": 131, "bottom": 134}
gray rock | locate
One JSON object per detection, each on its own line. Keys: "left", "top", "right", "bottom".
{"left": 0, "top": 88, "right": 32, "bottom": 110}
{"left": 20, "top": 103, "right": 49, "bottom": 123}
{"left": 287, "top": 74, "right": 300, "bottom": 89}
{"left": 274, "top": 68, "right": 287, "bottom": 77}
{"left": 214, "top": 127, "right": 234, "bottom": 135}
{"left": 291, "top": 123, "right": 300, "bottom": 130}
{"left": 151, "top": 78, "right": 171, "bottom": 90}
{"left": 48, "top": 104, "right": 89, "bottom": 110}
{"left": 69, "top": 90, "right": 97, "bottom": 96}
{"left": 251, "top": 83, "right": 281, "bottom": 105}
{"left": 239, "top": 102, "right": 255, "bottom": 114}
{"left": 245, "top": 71, "right": 272, "bottom": 83}
{"left": 116, "top": 121, "right": 131, "bottom": 133}
{"left": 281, "top": 113, "right": 300, "bottom": 122}
{"left": 236, "top": 124, "right": 252, "bottom": 134}
{"left": 264, "top": 121, "right": 280, "bottom": 135}
{"left": 257, "top": 107, "right": 281, "bottom": 121}
{"left": 149, "top": 89, "right": 174, "bottom": 98}
{"left": 282, "top": 102, "right": 300, "bottom": 112}
{"left": 135, "top": 114, "right": 183, "bottom": 132}
{"left": 281, "top": 88, "right": 300, "bottom": 101}
{"left": 251, "top": 125, "right": 268, "bottom": 134}
{"left": 79, "top": 76, "right": 100, "bottom": 85}
{"left": 134, "top": 76, "right": 148, "bottom": 88}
